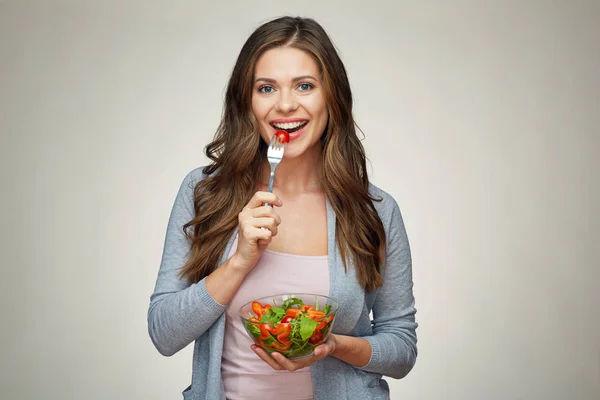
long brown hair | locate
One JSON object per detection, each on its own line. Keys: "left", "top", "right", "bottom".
{"left": 179, "top": 16, "right": 386, "bottom": 292}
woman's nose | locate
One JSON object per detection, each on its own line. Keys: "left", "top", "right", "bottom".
{"left": 275, "top": 90, "right": 298, "bottom": 113}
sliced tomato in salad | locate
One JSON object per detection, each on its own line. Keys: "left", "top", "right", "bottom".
{"left": 308, "top": 329, "right": 323, "bottom": 344}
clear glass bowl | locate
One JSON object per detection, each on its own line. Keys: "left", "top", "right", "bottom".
{"left": 239, "top": 293, "right": 339, "bottom": 359}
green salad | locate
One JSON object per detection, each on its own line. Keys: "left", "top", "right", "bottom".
{"left": 243, "top": 296, "right": 335, "bottom": 359}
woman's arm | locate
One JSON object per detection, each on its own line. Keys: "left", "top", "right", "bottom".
{"left": 147, "top": 170, "right": 230, "bottom": 356}
{"left": 318, "top": 198, "right": 417, "bottom": 375}
{"left": 330, "top": 335, "right": 372, "bottom": 367}
{"left": 147, "top": 170, "right": 282, "bottom": 356}
{"left": 356, "top": 197, "right": 418, "bottom": 379}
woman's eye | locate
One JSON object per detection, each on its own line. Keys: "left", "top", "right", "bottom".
{"left": 258, "top": 86, "right": 275, "bottom": 94}
{"left": 298, "top": 83, "right": 314, "bottom": 91}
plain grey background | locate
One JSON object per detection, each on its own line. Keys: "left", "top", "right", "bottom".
{"left": 1, "top": 1, "right": 599, "bottom": 399}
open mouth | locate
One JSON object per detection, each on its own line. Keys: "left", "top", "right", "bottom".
{"left": 270, "top": 120, "right": 308, "bottom": 134}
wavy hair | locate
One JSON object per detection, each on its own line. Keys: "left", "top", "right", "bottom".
{"left": 179, "top": 16, "right": 386, "bottom": 292}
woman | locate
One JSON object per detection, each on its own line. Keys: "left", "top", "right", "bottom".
{"left": 148, "top": 16, "right": 417, "bottom": 400}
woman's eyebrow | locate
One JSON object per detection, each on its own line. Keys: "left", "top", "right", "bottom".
{"left": 254, "top": 75, "right": 317, "bottom": 84}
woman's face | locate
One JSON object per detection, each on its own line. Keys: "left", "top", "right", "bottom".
{"left": 251, "top": 46, "right": 329, "bottom": 160}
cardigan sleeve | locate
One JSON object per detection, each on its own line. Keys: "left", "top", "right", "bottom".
{"left": 147, "top": 169, "right": 228, "bottom": 356}
{"left": 358, "top": 195, "right": 418, "bottom": 379}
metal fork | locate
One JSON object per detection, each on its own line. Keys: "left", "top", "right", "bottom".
{"left": 264, "top": 134, "right": 285, "bottom": 207}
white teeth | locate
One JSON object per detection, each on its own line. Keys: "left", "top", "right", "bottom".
{"left": 272, "top": 121, "right": 307, "bottom": 129}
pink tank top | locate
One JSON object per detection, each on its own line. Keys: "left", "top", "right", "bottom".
{"left": 221, "top": 236, "right": 330, "bottom": 400}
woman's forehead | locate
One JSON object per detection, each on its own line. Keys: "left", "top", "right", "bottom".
{"left": 254, "top": 47, "right": 321, "bottom": 81}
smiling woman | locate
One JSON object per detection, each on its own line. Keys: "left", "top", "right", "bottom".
{"left": 148, "top": 16, "right": 417, "bottom": 400}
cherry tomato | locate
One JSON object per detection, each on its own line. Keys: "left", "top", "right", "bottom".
{"left": 281, "top": 316, "right": 293, "bottom": 323}
{"left": 308, "top": 329, "right": 323, "bottom": 344}
{"left": 275, "top": 130, "right": 290, "bottom": 143}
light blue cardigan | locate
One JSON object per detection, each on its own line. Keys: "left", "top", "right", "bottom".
{"left": 148, "top": 167, "right": 418, "bottom": 399}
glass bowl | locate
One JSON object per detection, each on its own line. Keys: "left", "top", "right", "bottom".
{"left": 239, "top": 293, "right": 338, "bottom": 359}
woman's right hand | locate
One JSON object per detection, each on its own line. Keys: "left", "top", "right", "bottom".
{"left": 204, "top": 192, "right": 282, "bottom": 306}
{"left": 232, "top": 191, "right": 282, "bottom": 271}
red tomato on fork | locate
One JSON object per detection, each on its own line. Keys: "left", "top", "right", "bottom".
{"left": 274, "top": 130, "right": 290, "bottom": 143}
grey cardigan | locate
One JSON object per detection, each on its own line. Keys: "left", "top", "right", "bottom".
{"left": 148, "top": 167, "right": 418, "bottom": 399}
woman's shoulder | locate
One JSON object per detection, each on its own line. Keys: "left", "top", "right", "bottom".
{"left": 368, "top": 182, "right": 405, "bottom": 226}
{"left": 182, "top": 165, "right": 209, "bottom": 183}
{"left": 172, "top": 166, "right": 212, "bottom": 201}
{"left": 178, "top": 165, "right": 216, "bottom": 189}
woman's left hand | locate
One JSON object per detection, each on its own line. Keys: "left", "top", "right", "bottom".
{"left": 251, "top": 334, "right": 337, "bottom": 371}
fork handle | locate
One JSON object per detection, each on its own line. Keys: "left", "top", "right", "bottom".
{"left": 264, "top": 169, "right": 276, "bottom": 207}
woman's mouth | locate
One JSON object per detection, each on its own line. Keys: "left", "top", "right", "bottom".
{"left": 270, "top": 120, "right": 308, "bottom": 134}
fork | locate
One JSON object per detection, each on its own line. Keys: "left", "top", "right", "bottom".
{"left": 264, "top": 133, "right": 285, "bottom": 207}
